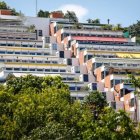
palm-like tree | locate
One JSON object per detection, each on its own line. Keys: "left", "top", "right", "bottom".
{"left": 64, "top": 11, "right": 78, "bottom": 23}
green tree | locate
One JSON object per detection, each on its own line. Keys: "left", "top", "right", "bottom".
{"left": 37, "top": 10, "right": 50, "bottom": 18}
{"left": 64, "top": 10, "right": 78, "bottom": 23}
{"left": 84, "top": 91, "right": 107, "bottom": 119}
{"left": 129, "top": 20, "right": 140, "bottom": 37}
{"left": 0, "top": 1, "right": 9, "bottom": 9}
{"left": 92, "top": 18, "right": 100, "bottom": 24}
{"left": 0, "top": 75, "right": 139, "bottom": 139}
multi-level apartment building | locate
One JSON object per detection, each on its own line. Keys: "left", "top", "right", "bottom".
{"left": 50, "top": 20, "right": 140, "bottom": 121}
{"left": 1, "top": 11, "right": 140, "bottom": 121}
{"left": 0, "top": 13, "right": 92, "bottom": 101}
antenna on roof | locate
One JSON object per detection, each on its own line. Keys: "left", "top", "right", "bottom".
{"left": 36, "top": 0, "right": 38, "bottom": 16}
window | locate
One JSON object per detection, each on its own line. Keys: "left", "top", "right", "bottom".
{"left": 67, "top": 59, "right": 72, "bottom": 65}
{"left": 6, "top": 68, "right": 12, "bottom": 70}
{"left": 60, "top": 69, "right": 66, "bottom": 72}
{"left": 14, "top": 68, "right": 20, "bottom": 71}
{"left": 22, "top": 44, "right": 28, "bottom": 47}
{"left": 60, "top": 51, "right": 64, "bottom": 58}
{"left": 45, "top": 37, "right": 50, "bottom": 43}
{"left": 30, "top": 68, "right": 35, "bottom": 71}
{"left": 114, "top": 80, "right": 120, "bottom": 85}
{"left": 22, "top": 68, "right": 28, "bottom": 71}
{"left": 7, "top": 51, "right": 13, "bottom": 54}
{"left": 21, "top": 52, "right": 28, "bottom": 55}
{"left": 37, "top": 61, "right": 42, "bottom": 63}
{"left": 69, "top": 86, "right": 75, "bottom": 91}
{"left": 129, "top": 98, "right": 135, "bottom": 107}
{"left": 37, "top": 69, "right": 43, "bottom": 71}
{"left": 0, "top": 59, "right": 4, "bottom": 62}
{"left": 37, "top": 45, "right": 42, "bottom": 48}
{"left": 44, "top": 53, "right": 49, "bottom": 55}
{"left": 45, "top": 69, "right": 50, "bottom": 72}
{"left": 96, "top": 63, "right": 102, "bottom": 68}
{"left": 52, "top": 69, "right": 58, "bottom": 72}
{"left": 120, "top": 89, "right": 124, "bottom": 97}
{"left": 52, "top": 44, "right": 57, "bottom": 50}
{"left": 0, "top": 51, "right": 5, "bottom": 54}
{"left": 38, "top": 30, "right": 43, "bottom": 36}
{"left": 111, "top": 79, "right": 114, "bottom": 88}
{"left": 15, "top": 52, "right": 20, "bottom": 54}
{"left": 29, "top": 52, "right": 35, "bottom": 55}
{"left": 101, "top": 71, "right": 104, "bottom": 79}
{"left": 36, "top": 53, "right": 41, "bottom": 55}
{"left": 83, "top": 75, "right": 88, "bottom": 82}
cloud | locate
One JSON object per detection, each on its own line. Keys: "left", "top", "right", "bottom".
{"left": 58, "top": 4, "right": 88, "bottom": 20}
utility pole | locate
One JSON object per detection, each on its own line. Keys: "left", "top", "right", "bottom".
{"left": 36, "top": 0, "right": 38, "bottom": 16}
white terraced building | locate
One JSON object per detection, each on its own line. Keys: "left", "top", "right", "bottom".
{"left": 0, "top": 15, "right": 92, "bottom": 101}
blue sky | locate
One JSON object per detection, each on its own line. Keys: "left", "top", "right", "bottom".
{"left": 3, "top": 0, "right": 140, "bottom": 27}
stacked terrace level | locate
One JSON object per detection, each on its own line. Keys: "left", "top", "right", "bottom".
{"left": 0, "top": 15, "right": 94, "bottom": 97}
{"left": 50, "top": 21, "right": 140, "bottom": 120}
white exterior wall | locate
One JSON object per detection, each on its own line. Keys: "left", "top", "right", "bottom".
{"left": 64, "top": 50, "right": 71, "bottom": 58}
{"left": 72, "top": 58, "right": 79, "bottom": 66}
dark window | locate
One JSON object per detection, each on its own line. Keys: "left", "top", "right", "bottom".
{"left": 88, "top": 55, "right": 93, "bottom": 60}
{"left": 69, "top": 86, "right": 75, "bottom": 91}
{"left": 7, "top": 51, "right": 13, "bottom": 54}
{"left": 120, "top": 89, "right": 124, "bottom": 97}
{"left": 37, "top": 53, "right": 41, "bottom": 55}
{"left": 6, "top": 68, "right": 12, "bottom": 70}
{"left": 37, "top": 45, "right": 42, "bottom": 48}
{"left": 44, "top": 53, "right": 49, "bottom": 55}
{"left": 0, "top": 59, "right": 4, "bottom": 62}
{"left": 45, "top": 37, "right": 50, "bottom": 43}
{"left": 67, "top": 59, "right": 72, "bottom": 65}
{"left": 21, "top": 52, "right": 28, "bottom": 55}
{"left": 129, "top": 98, "right": 135, "bottom": 107}
{"left": 115, "top": 80, "right": 120, "bottom": 85}
{"left": 29, "top": 52, "right": 35, "bottom": 55}
{"left": 52, "top": 61, "right": 57, "bottom": 64}
{"left": 22, "top": 68, "right": 28, "bottom": 71}
{"left": 0, "top": 51, "right": 5, "bottom": 54}
{"left": 92, "top": 83, "right": 97, "bottom": 90}
{"left": 14, "top": 68, "right": 20, "bottom": 71}
{"left": 15, "top": 52, "right": 20, "bottom": 54}
{"left": 38, "top": 30, "right": 43, "bottom": 36}
{"left": 22, "top": 44, "right": 28, "bottom": 47}
{"left": 37, "top": 69, "right": 43, "bottom": 71}
{"left": 83, "top": 74, "right": 88, "bottom": 82}
{"left": 60, "top": 51, "right": 64, "bottom": 58}
{"left": 60, "top": 69, "right": 66, "bottom": 72}
{"left": 96, "top": 63, "right": 102, "bottom": 68}
{"left": 77, "top": 87, "right": 81, "bottom": 91}
{"left": 101, "top": 71, "right": 104, "bottom": 79}
{"left": 30, "top": 68, "right": 35, "bottom": 71}
{"left": 111, "top": 79, "right": 114, "bottom": 88}
{"left": 45, "top": 69, "right": 50, "bottom": 72}
{"left": 52, "top": 69, "right": 58, "bottom": 72}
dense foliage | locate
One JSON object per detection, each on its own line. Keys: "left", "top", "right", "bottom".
{"left": 37, "top": 10, "right": 50, "bottom": 18}
{"left": 0, "top": 75, "right": 139, "bottom": 139}
{"left": 64, "top": 10, "right": 78, "bottom": 23}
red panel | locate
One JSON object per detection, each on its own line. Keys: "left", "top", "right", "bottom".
{"left": 72, "top": 36, "right": 127, "bottom": 42}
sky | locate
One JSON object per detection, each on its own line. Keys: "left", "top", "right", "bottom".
{"left": 2, "top": 0, "right": 140, "bottom": 27}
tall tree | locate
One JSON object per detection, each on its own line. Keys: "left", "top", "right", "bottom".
{"left": 64, "top": 11, "right": 78, "bottom": 23}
